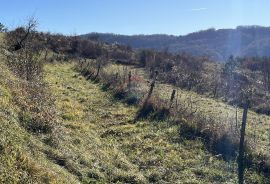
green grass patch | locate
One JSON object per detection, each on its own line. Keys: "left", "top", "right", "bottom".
{"left": 44, "top": 63, "right": 241, "bottom": 183}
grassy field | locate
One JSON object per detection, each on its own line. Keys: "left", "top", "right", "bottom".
{"left": 103, "top": 63, "right": 270, "bottom": 158}
{"left": 44, "top": 63, "right": 240, "bottom": 183}
{"left": 0, "top": 58, "right": 267, "bottom": 183}
{"left": 0, "top": 32, "right": 4, "bottom": 41}
{"left": 0, "top": 33, "right": 4, "bottom": 49}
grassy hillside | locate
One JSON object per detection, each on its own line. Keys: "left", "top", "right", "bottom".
{"left": 0, "top": 61, "right": 78, "bottom": 183}
{"left": 0, "top": 27, "right": 268, "bottom": 182}
{"left": 102, "top": 63, "right": 270, "bottom": 167}
{"left": 0, "top": 33, "right": 3, "bottom": 41}
{"left": 79, "top": 60, "right": 270, "bottom": 181}
{"left": 0, "top": 53, "right": 268, "bottom": 183}
{"left": 44, "top": 63, "right": 238, "bottom": 183}
{"left": 104, "top": 64, "right": 270, "bottom": 158}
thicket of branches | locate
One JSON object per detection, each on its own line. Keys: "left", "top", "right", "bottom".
{"left": 1, "top": 19, "right": 58, "bottom": 140}
{"left": 137, "top": 50, "right": 270, "bottom": 115}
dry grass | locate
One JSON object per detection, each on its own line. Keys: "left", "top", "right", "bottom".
{"left": 0, "top": 53, "right": 267, "bottom": 183}
{"left": 98, "top": 62, "right": 270, "bottom": 178}
{"left": 0, "top": 32, "right": 4, "bottom": 43}
{"left": 0, "top": 60, "right": 78, "bottom": 183}
{"left": 102, "top": 63, "right": 270, "bottom": 149}
{"left": 43, "top": 63, "right": 244, "bottom": 183}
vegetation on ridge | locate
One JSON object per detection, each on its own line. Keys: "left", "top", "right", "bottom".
{"left": 0, "top": 19, "right": 269, "bottom": 183}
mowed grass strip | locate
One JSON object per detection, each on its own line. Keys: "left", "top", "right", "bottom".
{"left": 43, "top": 63, "right": 243, "bottom": 183}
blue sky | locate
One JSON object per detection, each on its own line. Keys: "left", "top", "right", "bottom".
{"left": 1, "top": 0, "right": 270, "bottom": 35}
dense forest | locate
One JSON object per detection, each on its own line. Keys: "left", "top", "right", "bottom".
{"left": 83, "top": 26, "right": 270, "bottom": 61}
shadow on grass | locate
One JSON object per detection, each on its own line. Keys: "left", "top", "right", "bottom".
{"left": 134, "top": 101, "right": 170, "bottom": 122}
{"left": 178, "top": 120, "right": 237, "bottom": 161}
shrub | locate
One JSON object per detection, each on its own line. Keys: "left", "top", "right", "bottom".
{"left": 18, "top": 111, "right": 53, "bottom": 134}
{"left": 135, "top": 101, "right": 155, "bottom": 120}
{"left": 124, "top": 93, "right": 141, "bottom": 105}
{"left": 152, "top": 107, "right": 170, "bottom": 120}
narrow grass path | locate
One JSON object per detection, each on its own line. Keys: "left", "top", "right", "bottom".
{"left": 44, "top": 63, "right": 241, "bottom": 183}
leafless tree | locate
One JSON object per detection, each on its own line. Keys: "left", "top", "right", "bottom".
{"left": 4, "top": 17, "right": 45, "bottom": 81}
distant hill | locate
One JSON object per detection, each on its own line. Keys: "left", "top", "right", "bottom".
{"left": 82, "top": 26, "right": 270, "bottom": 61}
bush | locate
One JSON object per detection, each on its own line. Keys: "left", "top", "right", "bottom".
{"left": 113, "top": 86, "right": 127, "bottom": 100}
{"left": 152, "top": 107, "right": 170, "bottom": 120}
{"left": 213, "top": 134, "right": 238, "bottom": 161}
{"left": 179, "top": 120, "right": 198, "bottom": 139}
{"left": 124, "top": 93, "right": 141, "bottom": 105}
{"left": 178, "top": 117, "right": 237, "bottom": 161}
{"left": 135, "top": 101, "right": 155, "bottom": 120}
{"left": 18, "top": 111, "right": 53, "bottom": 134}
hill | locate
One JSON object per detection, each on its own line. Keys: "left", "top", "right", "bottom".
{"left": 0, "top": 32, "right": 246, "bottom": 182}
{"left": 1, "top": 26, "right": 269, "bottom": 183}
{"left": 82, "top": 26, "right": 270, "bottom": 61}
{"left": 0, "top": 60, "right": 242, "bottom": 183}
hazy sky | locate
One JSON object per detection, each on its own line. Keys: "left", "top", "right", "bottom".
{"left": 1, "top": 0, "right": 270, "bottom": 35}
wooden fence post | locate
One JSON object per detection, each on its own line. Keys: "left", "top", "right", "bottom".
{"left": 145, "top": 71, "right": 158, "bottom": 103}
{"left": 169, "top": 89, "right": 176, "bottom": 108}
{"left": 238, "top": 100, "right": 249, "bottom": 184}
{"left": 93, "top": 62, "right": 101, "bottom": 80}
{"left": 235, "top": 106, "right": 238, "bottom": 129}
{"left": 128, "top": 71, "right": 132, "bottom": 91}
{"left": 115, "top": 72, "right": 119, "bottom": 80}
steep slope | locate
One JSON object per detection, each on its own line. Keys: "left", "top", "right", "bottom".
{"left": 0, "top": 61, "right": 78, "bottom": 183}
{"left": 82, "top": 26, "right": 270, "bottom": 61}
{"left": 1, "top": 33, "right": 80, "bottom": 183}
{"left": 0, "top": 58, "right": 267, "bottom": 183}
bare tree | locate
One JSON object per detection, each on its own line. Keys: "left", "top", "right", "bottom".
{"left": 8, "top": 18, "right": 38, "bottom": 51}
{"left": 4, "top": 17, "right": 45, "bottom": 81}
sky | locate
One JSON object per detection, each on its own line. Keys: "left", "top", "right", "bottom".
{"left": 1, "top": 0, "right": 270, "bottom": 35}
